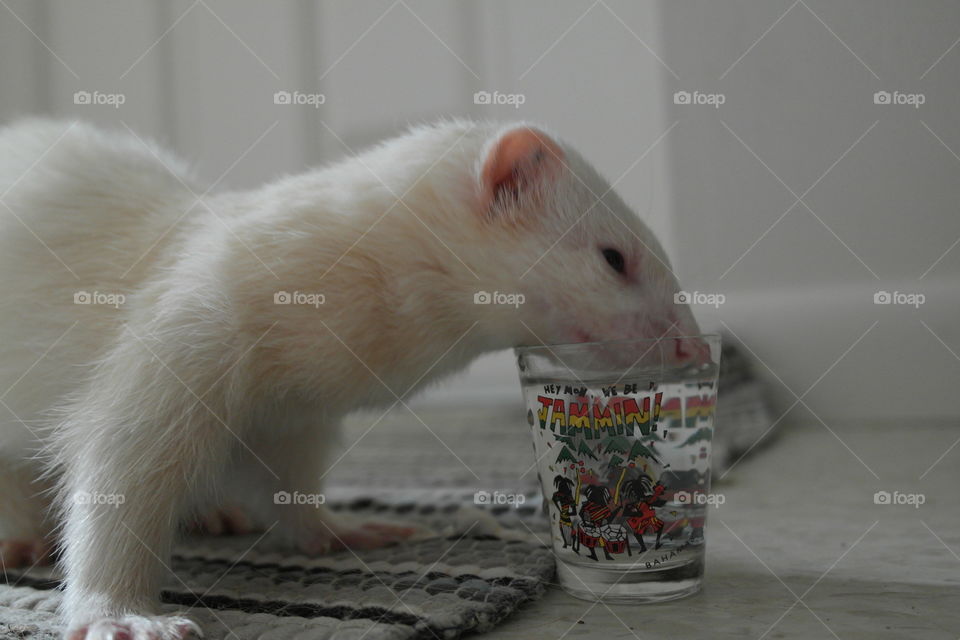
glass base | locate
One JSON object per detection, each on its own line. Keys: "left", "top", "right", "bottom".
{"left": 556, "top": 556, "right": 704, "bottom": 603}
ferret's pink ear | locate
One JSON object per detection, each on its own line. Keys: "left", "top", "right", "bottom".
{"left": 480, "top": 127, "right": 564, "bottom": 211}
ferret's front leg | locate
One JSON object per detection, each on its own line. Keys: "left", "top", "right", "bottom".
{"left": 57, "top": 359, "right": 236, "bottom": 640}
{"left": 265, "top": 424, "right": 420, "bottom": 554}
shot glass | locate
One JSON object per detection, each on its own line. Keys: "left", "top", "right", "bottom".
{"left": 515, "top": 335, "right": 721, "bottom": 603}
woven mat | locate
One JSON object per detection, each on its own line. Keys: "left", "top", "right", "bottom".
{"left": 0, "top": 404, "right": 552, "bottom": 640}
{"left": 0, "top": 337, "right": 771, "bottom": 639}
{"left": 1, "top": 492, "right": 551, "bottom": 640}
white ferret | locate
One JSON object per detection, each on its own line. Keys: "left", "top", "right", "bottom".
{"left": 0, "top": 118, "right": 702, "bottom": 639}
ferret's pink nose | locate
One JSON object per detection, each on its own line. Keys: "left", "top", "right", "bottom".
{"left": 674, "top": 335, "right": 711, "bottom": 365}
{"left": 652, "top": 311, "right": 710, "bottom": 365}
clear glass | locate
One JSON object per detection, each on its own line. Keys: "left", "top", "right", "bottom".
{"left": 515, "top": 335, "right": 721, "bottom": 603}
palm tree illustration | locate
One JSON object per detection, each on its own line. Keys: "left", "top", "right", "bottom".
{"left": 680, "top": 427, "right": 712, "bottom": 447}
{"left": 604, "top": 436, "right": 663, "bottom": 503}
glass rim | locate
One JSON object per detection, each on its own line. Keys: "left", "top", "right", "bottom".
{"left": 513, "top": 333, "right": 721, "bottom": 355}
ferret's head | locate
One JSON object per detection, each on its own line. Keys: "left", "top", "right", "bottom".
{"left": 439, "top": 123, "right": 704, "bottom": 361}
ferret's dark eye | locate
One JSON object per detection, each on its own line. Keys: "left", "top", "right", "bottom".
{"left": 601, "top": 248, "right": 625, "bottom": 274}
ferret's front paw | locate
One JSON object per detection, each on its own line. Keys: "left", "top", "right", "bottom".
{"left": 66, "top": 615, "right": 201, "bottom": 640}
{"left": 0, "top": 538, "right": 51, "bottom": 568}
{"left": 298, "top": 521, "right": 420, "bottom": 555}
{"left": 188, "top": 505, "right": 252, "bottom": 536}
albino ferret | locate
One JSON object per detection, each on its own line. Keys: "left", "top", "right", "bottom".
{"left": 0, "top": 118, "right": 701, "bottom": 639}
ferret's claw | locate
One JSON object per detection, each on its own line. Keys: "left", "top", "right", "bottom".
{"left": 189, "top": 505, "right": 252, "bottom": 536}
{"left": 298, "top": 521, "right": 420, "bottom": 555}
{"left": 0, "top": 538, "right": 51, "bottom": 568}
{"left": 66, "top": 615, "right": 201, "bottom": 640}
{"left": 333, "top": 522, "right": 419, "bottom": 551}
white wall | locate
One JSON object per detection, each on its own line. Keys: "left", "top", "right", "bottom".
{"left": 1, "top": 1, "right": 957, "bottom": 421}
{"left": 657, "top": 1, "right": 960, "bottom": 420}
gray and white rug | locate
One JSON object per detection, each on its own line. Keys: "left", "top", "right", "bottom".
{"left": 0, "top": 493, "right": 552, "bottom": 640}
{"left": 0, "top": 401, "right": 554, "bottom": 640}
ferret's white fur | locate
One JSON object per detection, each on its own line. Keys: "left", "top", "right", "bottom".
{"left": 0, "top": 118, "right": 697, "bottom": 639}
